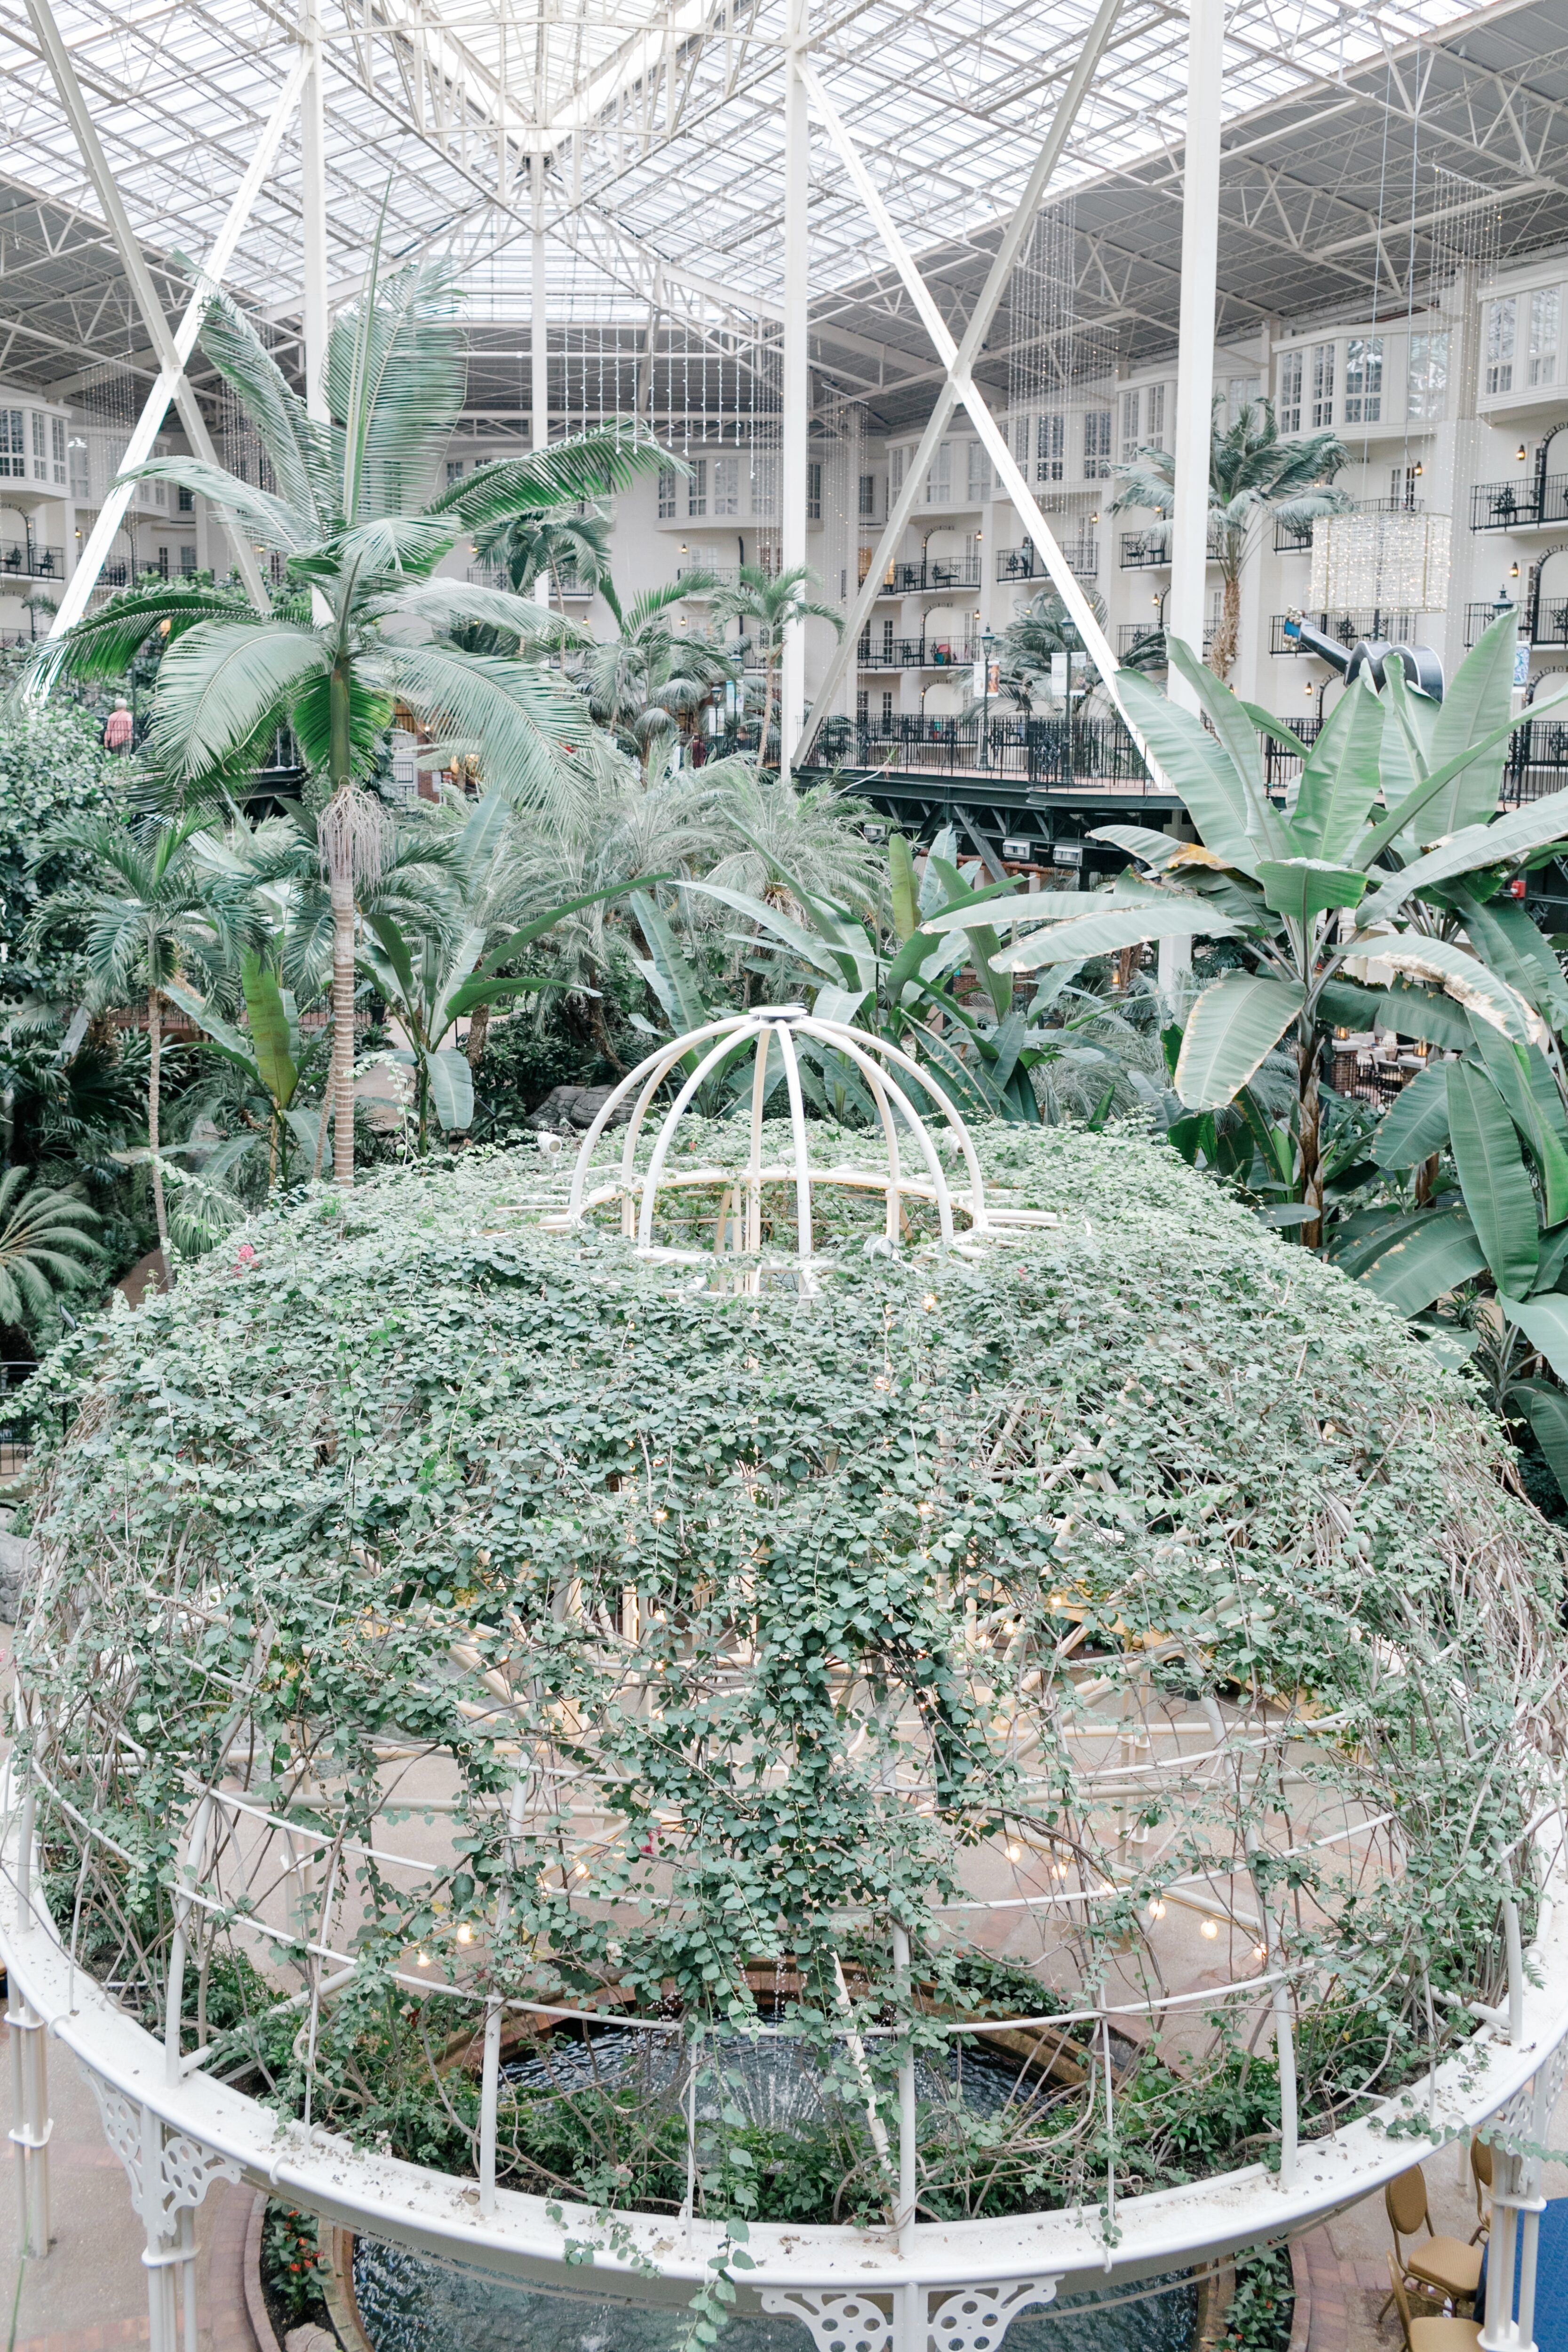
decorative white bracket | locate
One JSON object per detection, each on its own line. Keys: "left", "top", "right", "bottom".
{"left": 761, "top": 2278, "right": 1060, "bottom": 2352}
{"left": 88, "top": 2076, "right": 240, "bottom": 2236}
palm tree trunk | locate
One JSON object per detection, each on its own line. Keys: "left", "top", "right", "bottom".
{"left": 330, "top": 875, "right": 356, "bottom": 1185}
{"left": 1210, "top": 566, "right": 1242, "bottom": 680}
{"left": 1296, "top": 1033, "right": 1324, "bottom": 1249}
{"left": 147, "top": 984, "right": 172, "bottom": 1285}
{"left": 465, "top": 1002, "right": 490, "bottom": 1074}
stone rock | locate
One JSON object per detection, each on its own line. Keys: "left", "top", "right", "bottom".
{"left": 0, "top": 1517, "right": 33, "bottom": 1626}
{"left": 525, "top": 1082, "right": 631, "bottom": 1134}
{"left": 284, "top": 2328, "right": 338, "bottom": 2352}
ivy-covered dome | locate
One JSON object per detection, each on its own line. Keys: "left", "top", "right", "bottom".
{"left": 15, "top": 1120, "right": 1568, "bottom": 2289}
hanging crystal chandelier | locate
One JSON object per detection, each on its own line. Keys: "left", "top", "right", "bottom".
{"left": 1309, "top": 509, "right": 1452, "bottom": 614}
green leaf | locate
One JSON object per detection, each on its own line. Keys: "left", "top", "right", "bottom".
{"left": 1508, "top": 1377, "right": 1568, "bottom": 1505}
{"left": 444, "top": 971, "right": 553, "bottom": 1019}
{"left": 366, "top": 911, "right": 419, "bottom": 1010}
{"left": 1453, "top": 891, "right": 1568, "bottom": 1031}
{"left": 992, "top": 899, "right": 1234, "bottom": 974}
{"left": 1256, "top": 859, "right": 1367, "bottom": 928}
{"left": 1466, "top": 1021, "right": 1568, "bottom": 1227}
{"left": 425, "top": 1048, "right": 474, "bottom": 1131}
{"left": 1422, "top": 608, "right": 1522, "bottom": 841}
{"left": 1114, "top": 668, "right": 1257, "bottom": 869}
{"left": 630, "top": 892, "right": 711, "bottom": 1033}
{"left": 240, "top": 953, "right": 299, "bottom": 1112}
{"left": 1446, "top": 1059, "right": 1538, "bottom": 1295}
{"left": 1088, "top": 824, "right": 1187, "bottom": 871}
{"left": 465, "top": 876, "right": 673, "bottom": 992}
{"left": 889, "top": 834, "right": 920, "bottom": 944}
{"left": 1357, "top": 1206, "right": 1488, "bottom": 1313}
{"left": 1360, "top": 765, "right": 1568, "bottom": 924}
{"left": 1174, "top": 973, "right": 1306, "bottom": 1112}
{"left": 1164, "top": 639, "right": 1284, "bottom": 856}
{"left": 1534, "top": 1223, "right": 1568, "bottom": 1295}
{"left": 1369, "top": 1062, "right": 1450, "bottom": 1169}
{"left": 1317, "top": 977, "right": 1472, "bottom": 1050}
{"left": 147, "top": 620, "right": 328, "bottom": 786}
{"left": 1288, "top": 674, "right": 1385, "bottom": 861}
{"left": 160, "top": 980, "right": 260, "bottom": 1083}
{"left": 1370, "top": 935, "right": 1548, "bottom": 1048}
{"left": 1496, "top": 1290, "right": 1568, "bottom": 1383}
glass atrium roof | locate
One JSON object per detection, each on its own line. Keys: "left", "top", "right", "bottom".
{"left": 2, "top": 0, "right": 1566, "bottom": 423}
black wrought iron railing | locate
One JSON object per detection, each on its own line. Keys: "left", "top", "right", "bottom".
{"left": 1470, "top": 475, "right": 1568, "bottom": 532}
{"left": 995, "top": 542, "right": 1098, "bottom": 582}
{"left": 812, "top": 712, "right": 1148, "bottom": 787}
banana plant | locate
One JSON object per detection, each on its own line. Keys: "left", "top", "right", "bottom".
{"left": 359, "top": 877, "right": 671, "bottom": 1150}
{"left": 164, "top": 950, "right": 318, "bottom": 1192}
{"left": 942, "top": 612, "right": 1568, "bottom": 1242}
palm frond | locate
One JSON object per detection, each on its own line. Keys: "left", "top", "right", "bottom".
{"left": 147, "top": 620, "right": 329, "bottom": 784}
{"left": 192, "top": 283, "right": 339, "bottom": 528}
{"left": 379, "top": 643, "right": 597, "bottom": 828}
{"left": 430, "top": 425, "right": 676, "bottom": 524}
{"left": 373, "top": 576, "right": 584, "bottom": 648}
{"left": 116, "top": 457, "right": 314, "bottom": 553}
{"left": 26, "top": 584, "right": 251, "bottom": 691}
{"left": 333, "top": 256, "right": 465, "bottom": 522}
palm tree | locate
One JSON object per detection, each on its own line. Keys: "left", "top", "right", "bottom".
{"left": 986, "top": 587, "right": 1106, "bottom": 716}
{"left": 0, "top": 1169, "right": 99, "bottom": 1335}
{"left": 692, "top": 761, "right": 885, "bottom": 920}
{"left": 31, "top": 241, "right": 667, "bottom": 1184}
{"left": 709, "top": 564, "right": 844, "bottom": 760}
{"left": 30, "top": 811, "right": 255, "bottom": 1277}
{"left": 476, "top": 507, "right": 621, "bottom": 620}
{"left": 1111, "top": 399, "right": 1349, "bottom": 679}
{"left": 581, "top": 582, "right": 740, "bottom": 778}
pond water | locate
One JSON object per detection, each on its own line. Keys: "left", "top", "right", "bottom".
{"left": 352, "top": 2240, "right": 1198, "bottom": 2352}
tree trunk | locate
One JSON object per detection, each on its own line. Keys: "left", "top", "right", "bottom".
{"left": 330, "top": 874, "right": 356, "bottom": 1185}
{"left": 1415, "top": 1151, "right": 1440, "bottom": 1209}
{"left": 1210, "top": 567, "right": 1242, "bottom": 680}
{"left": 1296, "top": 1033, "right": 1324, "bottom": 1249}
{"left": 466, "top": 1001, "right": 490, "bottom": 1074}
{"left": 147, "top": 985, "right": 172, "bottom": 1287}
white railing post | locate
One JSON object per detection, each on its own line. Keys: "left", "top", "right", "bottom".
{"left": 479, "top": 1777, "right": 528, "bottom": 2213}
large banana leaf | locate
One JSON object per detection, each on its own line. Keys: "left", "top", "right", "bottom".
{"left": 1421, "top": 610, "right": 1522, "bottom": 841}
{"left": 240, "top": 953, "right": 299, "bottom": 1112}
{"left": 1114, "top": 669, "right": 1256, "bottom": 870}
{"left": 1454, "top": 890, "right": 1568, "bottom": 1032}
{"left": 1466, "top": 1021, "right": 1568, "bottom": 1227}
{"left": 1375, "top": 936, "right": 1548, "bottom": 1047}
{"left": 1256, "top": 859, "right": 1367, "bottom": 928}
{"left": 922, "top": 885, "right": 1165, "bottom": 937}
{"left": 1165, "top": 639, "right": 1287, "bottom": 858}
{"left": 1369, "top": 1062, "right": 1450, "bottom": 1169}
{"left": 1317, "top": 977, "right": 1472, "bottom": 1050}
{"left": 1496, "top": 1290, "right": 1568, "bottom": 1383}
{"left": 1446, "top": 1059, "right": 1539, "bottom": 1295}
{"left": 161, "top": 981, "right": 263, "bottom": 1089}
{"left": 1356, "top": 1206, "right": 1488, "bottom": 1313}
{"left": 425, "top": 1048, "right": 474, "bottom": 1132}
{"left": 889, "top": 834, "right": 920, "bottom": 944}
{"left": 1359, "top": 760, "right": 1568, "bottom": 922}
{"left": 992, "top": 899, "right": 1234, "bottom": 973}
{"left": 1288, "top": 676, "right": 1386, "bottom": 861}
{"left": 1174, "top": 972, "right": 1305, "bottom": 1111}
{"left": 630, "top": 892, "right": 712, "bottom": 1033}
{"left": 1509, "top": 1376, "right": 1568, "bottom": 1505}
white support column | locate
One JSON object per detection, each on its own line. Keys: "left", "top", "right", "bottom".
{"left": 779, "top": 0, "right": 810, "bottom": 779}
{"left": 37, "top": 45, "right": 307, "bottom": 644}
{"left": 798, "top": 0, "right": 1128, "bottom": 747}
{"left": 1161, "top": 0, "right": 1223, "bottom": 1003}
{"left": 300, "top": 0, "right": 328, "bottom": 426}
{"left": 1168, "top": 0, "right": 1223, "bottom": 692}
{"left": 6, "top": 1992, "right": 50, "bottom": 2260}
{"left": 24, "top": 0, "right": 270, "bottom": 614}
{"left": 532, "top": 153, "right": 552, "bottom": 612}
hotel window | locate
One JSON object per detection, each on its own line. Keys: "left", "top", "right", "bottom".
{"left": 881, "top": 691, "right": 893, "bottom": 729}
{"left": 445, "top": 458, "right": 466, "bottom": 485}
{"left": 858, "top": 472, "right": 876, "bottom": 518}
{"left": 0, "top": 411, "right": 24, "bottom": 478}
{"left": 687, "top": 458, "right": 708, "bottom": 517}
{"left": 1407, "top": 332, "right": 1449, "bottom": 421}
{"left": 925, "top": 443, "right": 951, "bottom": 503}
{"left": 1485, "top": 298, "right": 1517, "bottom": 396}
{"left": 1225, "top": 376, "right": 1259, "bottom": 427}
{"left": 1310, "top": 343, "right": 1336, "bottom": 428}
{"left": 1083, "top": 409, "right": 1112, "bottom": 479}
{"left": 1344, "top": 336, "right": 1383, "bottom": 423}
{"left": 658, "top": 468, "right": 677, "bottom": 518}
{"left": 1035, "top": 414, "right": 1064, "bottom": 483}
{"left": 178, "top": 484, "right": 195, "bottom": 512}
{"left": 31, "top": 412, "right": 48, "bottom": 481}
{"left": 967, "top": 441, "right": 989, "bottom": 500}
{"left": 1278, "top": 351, "right": 1303, "bottom": 433}
{"left": 856, "top": 690, "right": 868, "bottom": 722}
{"left": 807, "top": 460, "right": 823, "bottom": 522}
{"left": 750, "top": 452, "right": 778, "bottom": 515}
{"left": 179, "top": 545, "right": 198, "bottom": 575}
{"left": 1146, "top": 383, "right": 1166, "bottom": 444}
{"left": 51, "top": 416, "right": 66, "bottom": 484}
{"left": 714, "top": 456, "right": 740, "bottom": 516}
{"left": 1530, "top": 289, "right": 1559, "bottom": 387}
{"left": 1119, "top": 389, "right": 1141, "bottom": 462}
{"left": 890, "top": 446, "right": 905, "bottom": 494}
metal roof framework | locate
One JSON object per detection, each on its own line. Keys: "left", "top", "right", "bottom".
{"left": 3, "top": 0, "right": 1567, "bottom": 427}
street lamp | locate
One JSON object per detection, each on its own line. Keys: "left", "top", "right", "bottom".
{"left": 979, "top": 627, "right": 996, "bottom": 773}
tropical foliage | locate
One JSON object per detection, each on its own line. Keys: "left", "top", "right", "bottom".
{"left": 1111, "top": 399, "right": 1349, "bottom": 677}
